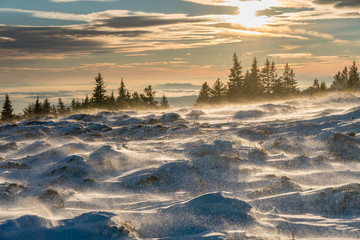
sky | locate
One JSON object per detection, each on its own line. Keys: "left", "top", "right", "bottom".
{"left": 1, "top": 0, "right": 360, "bottom": 110}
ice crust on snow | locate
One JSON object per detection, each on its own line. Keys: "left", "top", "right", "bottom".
{"left": 1, "top": 93, "right": 360, "bottom": 239}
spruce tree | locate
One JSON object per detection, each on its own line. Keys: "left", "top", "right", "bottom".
{"left": 282, "top": 63, "right": 298, "bottom": 95}
{"left": 1, "top": 94, "right": 15, "bottom": 121}
{"left": 131, "top": 92, "right": 142, "bottom": 107}
{"left": 261, "top": 59, "right": 272, "bottom": 96}
{"left": 348, "top": 60, "right": 359, "bottom": 90}
{"left": 245, "top": 57, "right": 261, "bottom": 96}
{"left": 57, "top": 98, "right": 66, "bottom": 114}
{"left": 141, "top": 85, "right": 157, "bottom": 107}
{"left": 108, "top": 91, "right": 116, "bottom": 108}
{"left": 210, "top": 78, "right": 227, "bottom": 103}
{"left": 160, "top": 95, "right": 169, "bottom": 109}
{"left": 83, "top": 95, "right": 90, "bottom": 108}
{"left": 117, "top": 78, "right": 128, "bottom": 106}
{"left": 195, "top": 82, "right": 211, "bottom": 106}
{"left": 91, "top": 73, "right": 107, "bottom": 107}
{"left": 43, "top": 98, "right": 51, "bottom": 114}
{"left": 34, "top": 96, "right": 42, "bottom": 114}
{"left": 228, "top": 53, "right": 244, "bottom": 99}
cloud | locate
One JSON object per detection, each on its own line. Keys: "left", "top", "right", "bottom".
{"left": 313, "top": 0, "right": 360, "bottom": 8}
{"left": 51, "top": 0, "right": 115, "bottom": 2}
{"left": 268, "top": 53, "right": 313, "bottom": 58}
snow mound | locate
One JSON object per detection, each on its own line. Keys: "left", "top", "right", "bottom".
{"left": 247, "top": 176, "right": 302, "bottom": 198}
{"left": 0, "top": 182, "right": 27, "bottom": 201}
{"left": 158, "top": 113, "right": 186, "bottom": 124}
{"left": 88, "top": 145, "right": 127, "bottom": 170}
{"left": 275, "top": 155, "right": 330, "bottom": 169}
{"left": 233, "top": 110, "right": 264, "bottom": 120}
{"left": 0, "top": 212, "right": 139, "bottom": 240}
{"left": 328, "top": 133, "right": 360, "bottom": 161}
{"left": 186, "top": 140, "right": 236, "bottom": 158}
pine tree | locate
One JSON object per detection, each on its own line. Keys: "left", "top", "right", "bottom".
{"left": 160, "top": 95, "right": 169, "bottom": 109}
{"left": 210, "top": 78, "right": 227, "bottom": 103}
{"left": 91, "top": 73, "right": 107, "bottom": 107}
{"left": 282, "top": 63, "right": 298, "bottom": 95}
{"left": 23, "top": 103, "right": 35, "bottom": 118}
{"left": 261, "top": 59, "right": 272, "bottom": 96}
{"left": 42, "top": 98, "right": 51, "bottom": 114}
{"left": 117, "top": 78, "right": 128, "bottom": 106}
{"left": 57, "top": 98, "right": 66, "bottom": 114}
{"left": 320, "top": 81, "right": 327, "bottom": 91}
{"left": 70, "top": 99, "right": 81, "bottom": 111}
{"left": 107, "top": 91, "right": 116, "bottom": 108}
{"left": 228, "top": 53, "right": 244, "bottom": 100}
{"left": 1, "top": 94, "right": 15, "bottom": 121}
{"left": 131, "top": 92, "right": 142, "bottom": 107}
{"left": 34, "top": 96, "right": 42, "bottom": 114}
{"left": 83, "top": 95, "right": 90, "bottom": 108}
{"left": 195, "top": 82, "right": 211, "bottom": 106}
{"left": 348, "top": 60, "right": 359, "bottom": 90}
{"left": 312, "top": 79, "right": 320, "bottom": 90}
{"left": 269, "top": 61, "right": 279, "bottom": 95}
{"left": 141, "top": 85, "right": 157, "bottom": 107}
{"left": 245, "top": 57, "right": 261, "bottom": 96}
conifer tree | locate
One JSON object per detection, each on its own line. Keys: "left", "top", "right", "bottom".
{"left": 83, "top": 95, "right": 90, "bottom": 108}
{"left": 131, "top": 92, "right": 142, "bottom": 107}
{"left": 57, "top": 98, "right": 66, "bottom": 114}
{"left": 195, "top": 82, "right": 211, "bottom": 106}
{"left": 282, "top": 63, "right": 298, "bottom": 95}
{"left": 42, "top": 98, "right": 51, "bottom": 114}
{"left": 117, "top": 78, "right": 129, "bottom": 105}
{"left": 228, "top": 53, "right": 244, "bottom": 99}
{"left": 245, "top": 57, "right": 261, "bottom": 96}
{"left": 269, "top": 61, "right": 279, "bottom": 95}
{"left": 320, "top": 81, "right": 327, "bottom": 91}
{"left": 91, "top": 73, "right": 107, "bottom": 107}
{"left": 160, "top": 94, "right": 169, "bottom": 109}
{"left": 34, "top": 96, "right": 42, "bottom": 114}
{"left": 260, "top": 59, "right": 272, "bottom": 95}
{"left": 210, "top": 78, "right": 227, "bottom": 102}
{"left": 141, "top": 85, "right": 157, "bottom": 107}
{"left": 108, "top": 91, "right": 116, "bottom": 108}
{"left": 1, "top": 94, "right": 15, "bottom": 121}
{"left": 23, "top": 103, "right": 35, "bottom": 118}
{"left": 348, "top": 60, "right": 359, "bottom": 90}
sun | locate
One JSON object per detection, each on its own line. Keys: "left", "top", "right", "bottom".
{"left": 227, "top": 0, "right": 278, "bottom": 28}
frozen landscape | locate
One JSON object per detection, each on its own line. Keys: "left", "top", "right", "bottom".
{"left": 1, "top": 92, "right": 360, "bottom": 239}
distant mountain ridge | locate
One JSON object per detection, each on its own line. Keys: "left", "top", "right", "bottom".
{"left": 154, "top": 83, "right": 201, "bottom": 90}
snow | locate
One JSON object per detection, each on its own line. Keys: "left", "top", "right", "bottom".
{"left": 1, "top": 92, "right": 360, "bottom": 239}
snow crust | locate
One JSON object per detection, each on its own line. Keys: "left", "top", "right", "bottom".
{"left": 1, "top": 92, "right": 360, "bottom": 239}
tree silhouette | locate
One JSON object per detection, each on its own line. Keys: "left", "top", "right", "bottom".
{"left": 348, "top": 60, "right": 359, "bottom": 90}
{"left": 261, "top": 59, "right": 272, "bottom": 95}
{"left": 57, "top": 98, "right": 66, "bottom": 114}
{"left": 91, "top": 73, "right": 107, "bottom": 107}
{"left": 282, "top": 63, "right": 298, "bottom": 95}
{"left": 141, "top": 85, "right": 157, "bottom": 107}
{"left": 43, "top": 98, "right": 51, "bottom": 114}
{"left": 34, "top": 96, "right": 42, "bottom": 114}
{"left": 210, "top": 78, "right": 227, "bottom": 102}
{"left": 160, "top": 94, "right": 169, "bottom": 109}
{"left": 245, "top": 57, "right": 261, "bottom": 96}
{"left": 1, "top": 94, "right": 15, "bottom": 121}
{"left": 196, "top": 82, "right": 211, "bottom": 106}
{"left": 228, "top": 53, "right": 244, "bottom": 100}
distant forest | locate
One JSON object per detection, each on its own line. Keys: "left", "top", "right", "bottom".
{"left": 195, "top": 53, "right": 360, "bottom": 106}
{"left": 1, "top": 53, "right": 359, "bottom": 122}
{"left": 1, "top": 73, "right": 169, "bottom": 122}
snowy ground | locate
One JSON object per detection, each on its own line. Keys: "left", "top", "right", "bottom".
{"left": 1, "top": 92, "right": 360, "bottom": 239}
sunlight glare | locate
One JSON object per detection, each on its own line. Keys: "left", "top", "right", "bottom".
{"left": 228, "top": 0, "right": 278, "bottom": 28}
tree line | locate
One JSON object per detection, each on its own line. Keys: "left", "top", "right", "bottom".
{"left": 1, "top": 73, "right": 169, "bottom": 122}
{"left": 196, "top": 54, "right": 359, "bottom": 105}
